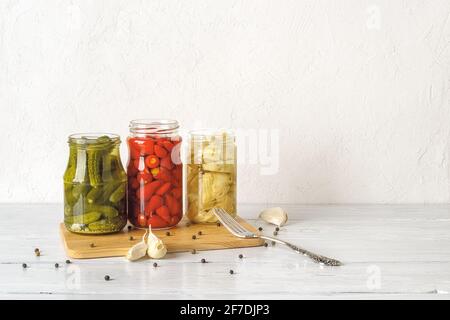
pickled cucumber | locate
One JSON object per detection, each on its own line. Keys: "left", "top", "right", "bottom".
{"left": 63, "top": 148, "right": 77, "bottom": 182}
{"left": 87, "top": 204, "right": 118, "bottom": 218}
{"left": 109, "top": 185, "right": 125, "bottom": 203}
{"left": 65, "top": 211, "right": 102, "bottom": 225}
{"left": 87, "top": 148, "right": 102, "bottom": 187}
{"left": 64, "top": 185, "right": 77, "bottom": 206}
{"left": 86, "top": 187, "right": 103, "bottom": 204}
{"left": 100, "top": 182, "right": 120, "bottom": 203}
{"left": 64, "top": 134, "right": 127, "bottom": 234}
{"left": 88, "top": 216, "right": 125, "bottom": 232}
{"left": 72, "top": 184, "right": 90, "bottom": 200}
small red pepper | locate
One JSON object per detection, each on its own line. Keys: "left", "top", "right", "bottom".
{"left": 147, "top": 195, "right": 164, "bottom": 212}
{"left": 156, "top": 182, "right": 171, "bottom": 196}
{"left": 160, "top": 155, "right": 174, "bottom": 170}
{"left": 140, "top": 139, "right": 155, "bottom": 155}
{"left": 154, "top": 144, "right": 168, "bottom": 158}
{"left": 156, "top": 205, "right": 171, "bottom": 224}
{"left": 145, "top": 155, "right": 160, "bottom": 169}
{"left": 137, "top": 180, "right": 163, "bottom": 201}
{"left": 148, "top": 214, "right": 167, "bottom": 228}
{"left": 165, "top": 194, "right": 181, "bottom": 216}
{"left": 136, "top": 172, "right": 153, "bottom": 184}
{"left": 171, "top": 187, "right": 182, "bottom": 199}
{"left": 161, "top": 140, "right": 174, "bottom": 152}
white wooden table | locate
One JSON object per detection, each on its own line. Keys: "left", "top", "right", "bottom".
{"left": 0, "top": 204, "right": 449, "bottom": 299}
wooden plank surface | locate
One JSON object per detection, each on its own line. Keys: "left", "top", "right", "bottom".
{"left": 60, "top": 217, "right": 264, "bottom": 259}
{"left": 1, "top": 204, "right": 450, "bottom": 299}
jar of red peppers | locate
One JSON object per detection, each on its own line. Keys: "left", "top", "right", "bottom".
{"left": 127, "top": 119, "right": 183, "bottom": 229}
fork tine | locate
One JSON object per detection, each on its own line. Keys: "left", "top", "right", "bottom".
{"left": 214, "top": 208, "right": 239, "bottom": 231}
{"left": 213, "top": 208, "right": 243, "bottom": 236}
{"left": 215, "top": 208, "right": 251, "bottom": 234}
{"left": 222, "top": 213, "right": 249, "bottom": 233}
{"left": 219, "top": 213, "right": 246, "bottom": 234}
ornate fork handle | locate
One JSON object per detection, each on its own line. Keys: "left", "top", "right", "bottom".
{"left": 259, "top": 235, "right": 342, "bottom": 266}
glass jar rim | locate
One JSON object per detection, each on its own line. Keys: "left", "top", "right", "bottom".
{"left": 129, "top": 119, "right": 179, "bottom": 134}
{"left": 68, "top": 133, "right": 121, "bottom": 145}
{"left": 189, "top": 129, "right": 235, "bottom": 141}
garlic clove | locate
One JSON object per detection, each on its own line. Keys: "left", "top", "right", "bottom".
{"left": 126, "top": 241, "right": 148, "bottom": 261}
{"left": 126, "top": 230, "right": 148, "bottom": 261}
{"left": 147, "top": 226, "right": 167, "bottom": 259}
{"left": 259, "top": 207, "right": 288, "bottom": 227}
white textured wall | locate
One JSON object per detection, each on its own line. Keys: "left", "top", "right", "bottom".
{"left": 0, "top": 0, "right": 449, "bottom": 204}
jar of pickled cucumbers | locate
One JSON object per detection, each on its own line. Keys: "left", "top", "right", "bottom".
{"left": 187, "top": 130, "right": 237, "bottom": 223}
{"left": 63, "top": 134, "right": 128, "bottom": 234}
{"left": 127, "top": 119, "right": 183, "bottom": 229}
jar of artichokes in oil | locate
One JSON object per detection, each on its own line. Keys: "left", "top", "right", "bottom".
{"left": 63, "top": 133, "right": 127, "bottom": 234}
{"left": 186, "top": 130, "right": 237, "bottom": 224}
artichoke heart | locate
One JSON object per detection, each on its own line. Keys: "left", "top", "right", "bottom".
{"left": 187, "top": 130, "right": 237, "bottom": 223}
{"left": 201, "top": 172, "right": 231, "bottom": 208}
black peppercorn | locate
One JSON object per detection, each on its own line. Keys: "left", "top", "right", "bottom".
{"left": 129, "top": 236, "right": 134, "bottom": 241}
{"left": 22, "top": 263, "right": 27, "bottom": 268}
{"left": 34, "top": 248, "right": 40, "bottom": 253}
{"left": 201, "top": 258, "right": 206, "bottom": 263}
{"left": 198, "top": 231, "right": 202, "bottom": 236}
{"left": 127, "top": 225, "right": 132, "bottom": 231}
{"left": 216, "top": 222, "right": 221, "bottom": 227}
{"left": 229, "top": 269, "right": 234, "bottom": 274}
{"left": 273, "top": 231, "right": 278, "bottom": 236}
{"left": 90, "top": 243, "right": 95, "bottom": 248}
{"left": 104, "top": 275, "right": 110, "bottom": 281}
{"left": 264, "top": 243, "right": 268, "bottom": 247}
{"left": 192, "top": 235, "right": 197, "bottom": 240}
{"left": 238, "top": 254, "right": 243, "bottom": 259}
{"left": 66, "top": 260, "right": 71, "bottom": 264}
{"left": 258, "top": 227, "right": 263, "bottom": 231}
{"left": 166, "top": 231, "right": 171, "bottom": 236}
{"left": 54, "top": 263, "right": 59, "bottom": 268}
{"left": 153, "top": 262, "right": 158, "bottom": 268}
{"left": 275, "top": 227, "right": 280, "bottom": 232}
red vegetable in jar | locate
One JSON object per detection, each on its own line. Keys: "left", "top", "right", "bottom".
{"left": 127, "top": 119, "right": 183, "bottom": 229}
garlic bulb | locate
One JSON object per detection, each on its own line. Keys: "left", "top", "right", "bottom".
{"left": 259, "top": 207, "right": 288, "bottom": 227}
{"left": 126, "top": 230, "right": 148, "bottom": 261}
{"left": 147, "top": 227, "right": 167, "bottom": 259}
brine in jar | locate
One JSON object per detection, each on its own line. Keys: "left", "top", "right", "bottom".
{"left": 187, "top": 130, "right": 237, "bottom": 223}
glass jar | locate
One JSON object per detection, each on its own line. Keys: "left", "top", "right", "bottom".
{"left": 127, "top": 119, "right": 183, "bottom": 229}
{"left": 63, "top": 134, "right": 128, "bottom": 234}
{"left": 186, "top": 130, "right": 237, "bottom": 223}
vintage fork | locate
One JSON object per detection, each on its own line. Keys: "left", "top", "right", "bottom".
{"left": 213, "top": 208, "right": 342, "bottom": 266}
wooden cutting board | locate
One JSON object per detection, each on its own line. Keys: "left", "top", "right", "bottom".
{"left": 60, "top": 217, "right": 264, "bottom": 259}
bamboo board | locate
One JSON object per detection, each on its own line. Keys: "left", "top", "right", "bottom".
{"left": 60, "top": 217, "right": 264, "bottom": 259}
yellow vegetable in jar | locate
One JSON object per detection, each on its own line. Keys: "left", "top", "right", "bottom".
{"left": 187, "top": 130, "right": 237, "bottom": 224}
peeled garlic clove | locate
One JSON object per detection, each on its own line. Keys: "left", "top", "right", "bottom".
{"left": 147, "top": 227, "right": 167, "bottom": 259}
{"left": 126, "top": 230, "right": 148, "bottom": 261}
{"left": 259, "top": 207, "right": 288, "bottom": 227}
{"left": 126, "top": 241, "right": 148, "bottom": 261}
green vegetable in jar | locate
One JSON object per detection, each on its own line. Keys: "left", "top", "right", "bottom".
{"left": 63, "top": 134, "right": 127, "bottom": 234}
{"left": 88, "top": 216, "right": 125, "bottom": 232}
{"left": 65, "top": 211, "right": 102, "bottom": 225}
{"left": 87, "top": 204, "right": 119, "bottom": 218}
{"left": 86, "top": 187, "right": 103, "bottom": 204}
{"left": 109, "top": 184, "right": 125, "bottom": 203}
